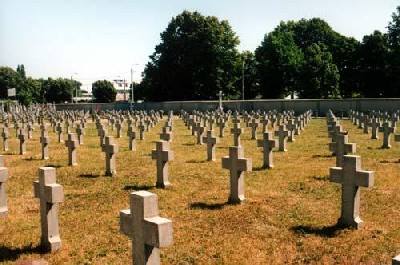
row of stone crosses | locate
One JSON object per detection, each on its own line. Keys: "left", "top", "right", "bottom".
{"left": 0, "top": 105, "right": 315, "bottom": 264}
{"left": 326, "top": 109, "right": 400, "bottom": 264}
{"left": 1, "top": 104, "right": 397, "bottom": 264}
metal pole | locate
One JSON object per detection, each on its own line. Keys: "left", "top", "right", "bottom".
{"left": 130, "top": 68, "right": 133, "bottom": 111}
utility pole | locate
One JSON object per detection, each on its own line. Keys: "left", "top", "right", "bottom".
{"left": 130, "top": 68, "right": 134, "bottom": 111}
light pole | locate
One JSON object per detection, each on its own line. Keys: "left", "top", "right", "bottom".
{"left": 70, "top": 73, "right": 77, "bottom": 103}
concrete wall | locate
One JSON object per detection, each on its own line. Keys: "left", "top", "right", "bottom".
{"left": 56, "top": 98, "right": 400, "bottom": 116}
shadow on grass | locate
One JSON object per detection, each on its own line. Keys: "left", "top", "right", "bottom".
{"left": 123, "top": 185, "right": 154, "bottom": 191}
{"left": 186, "top": 159, "right": 207, "bottom": 164}
{"left": 189, "top": 202, "right": 228, "bottom": 210}
{"left": 79, "top": 174, "right": 100, "bottom": 178}
{"left": 44, "top": 164, "right": 63, "bottom": 168}
{"left": 0, "top": 244, "right": 44, "bottom": 262}
{"left": 182, "top": 143, "right": 196, "bottom": 146}
{"left": 252, "top": 166, "right": 273, "bottom": 171}
{"left": 312, "top": 154, "right": 333, "bottom": 158}
{"left": 380, "top": 159, "right": 400, "bottom": 164}
{"left": 23, "top": 157, "right": 41, "bottom": 161}
{"left": 313, "top": 175, "right": 329, "bottom": 181}
{"left": 291, "top": 224, "right": 345, "bottom": 238}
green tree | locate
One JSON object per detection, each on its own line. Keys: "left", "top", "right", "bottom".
{"left": 357, "top": 31, "right": 391, "bottom": 97}
{"left": 298, "top": 44, "right": 340, "bottom": 98}
{"left": 388, "top": 6, "right": 400, "bottom": 97}
{"left": 92, "top": 80, "right": 116, "bottom": 103}
{"left": 141, "top": 11, "right": 241, "bottom": 101}
{"left": 255, "top": 29, "right": 303, "bottom": 98}
{"left": 0, "top": 67, "right": 23, "bottom": 98}
{"left": 44, "top": 78, "right": 77, "bottom": 103}
{"left": 239, "top": 51, "right": 259, "bottom": 99}
{"left": 16, "top": 64, "right": 26, "bottom": 78}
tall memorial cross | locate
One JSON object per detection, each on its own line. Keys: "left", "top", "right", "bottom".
{"left": 257, "top": 131, "right": 277, "bottom": 169}
{"left": 65, "top": 133, "right": 79, "bottom": 166}
{"left": 330, "top": 155, "right": 374, "bottom": 229}
{"left": 33, "top": 167, "right": 64, "bottom": 252}
{"left": 222, "top": 146, "right": 252, "bottom": 204}
{"left": 101, "top": 136, "right": 119, "bottom": 176}
{"left": 329, "top": 132, "right": 356, "bottom": 167}
{"left": 274, "top": 125, "right": 289, "bottom": 152}
{"left": 0, "top": 167, "right": 9, "bottom": 216}
{"left": 120, "top": 191, "right": 173, "bottom": 265}
{"left": 151, "top": 141, "right": 174, "bottom": 188}
{"left": 202, "top": 130, "right": 220, "bottom": 161}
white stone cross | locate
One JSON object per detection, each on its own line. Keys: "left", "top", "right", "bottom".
{"left": 101, "top": 136, "right": 119, "bottom": 176}
{"left": 151, "top": 141, "right": 174, "bottom": 188}
{"left": 202, "top": 130, "right": 220, "bottom": 161}
{"left": 120, "top": 191, "right": 173, "bottom": 265}
{"left": 379, "top": 121, "right": 395, "bottom": 148}
{"left": 2, "top": 127, "right": 9, "bottom": 151}
{"left": 257, "top": 131, "right": 277, "bottom": 169}
{"left": 56, "top": 123, "right": 64, "bottom": 143}
{"left": 249, "top": 118, "right": 259, "bottom": 140}
{"left": 230, "top": 122, "right": 244, "bottom": 147}
{"left": 196, "top": 123, "right": 205, "bottom": 145}
{"left": 274, "top": 125, "right": 289, "bottom": 152}
{"left": 33, "top": 167, "right": 64, "bottom": 251}
{"left": 222, "top": 146, "right": 252, "bottom": 204}
{"left": 286, "top": 119, "right": 297, "bottom": 142}
{"left": 18, "top": 129, "right": 27, "bottom": 155}
{"left": 367, "top": 118, "right": 380, "bottom": 139}
{"left": 330, "top": 155, "right": 374, "bottom": 229}
{"left": 0, "top": 167, "right": 9, "bottom": 216}
{"left": 65, "top": 133, "right": 79, "bottom": 166}
{"left": 76, "top": 124, "right": 85, "bottom": 145}
{"left": 217, "top": 90, "right": 224, "bottom": 111}
{"left": 329, "top": 132, "right": 356, "bottom": 167}
{"left": 40, "top": 127, "right": 50, "bottom": 160}
{"left": 127, "top": 125, "right": 137, "bottom": 151}
{"left": 159, "top": 126, "right": 172, "bottom": 142}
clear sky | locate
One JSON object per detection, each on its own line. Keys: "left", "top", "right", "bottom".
{"left": 1, "top": 0, "right": 398, "bottom": 92}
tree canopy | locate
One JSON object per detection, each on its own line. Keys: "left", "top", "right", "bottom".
{"left": 92, "top": 80, "right": 117, "bottom": 103}
{"left": 140, "top": 11, "right": 241, "bottom": 101}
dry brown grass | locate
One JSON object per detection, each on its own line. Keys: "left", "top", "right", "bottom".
{"left": 1, "top": 116, "right": 400, "bottom": 264}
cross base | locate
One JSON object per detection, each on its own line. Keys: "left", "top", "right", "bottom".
{"left": 337, "top": 216, "right": 364, "bottom": 230}
{"left": 41, "top": 235, "right": 62, "bottom": 252}
{"left": 228, "top": 195, "right": 245, "bottom": 205}
{"left": 156, "top": 181, "right": 170, "bottom": 189}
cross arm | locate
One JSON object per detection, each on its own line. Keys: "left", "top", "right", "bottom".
{"left": 237, "top": 158, "right": 252, "bottom": 172}
{"left": 144, "top": 216, "right": 173, "bottom": 248}
{"left": 344, "top": 143, "right": 356, "bottom": 153}
{"left": 329, "top": 167, "right": 343, "bottom": 183}
{"left": 221, "top": 156, "right": 231, "bottom": 170}
{"left": 33, "top": 181, "right": 40, "bottom": 198}
{"left": 162, "top": 150, "right": 174, "bottom": 162}
{"left": 119, "top": 208, "right": 133, "bottom": 237}
{"left": 0, "top": 167, "right": 8, "bottom": 182}
{"left": 44, "top": 184, "right": 64, "bottom": 203}
{"left": 328, "top": 142, "right": 337, "bottom": 152}
{"left": 355, "top": 170, "right": 375, "bottom": 188}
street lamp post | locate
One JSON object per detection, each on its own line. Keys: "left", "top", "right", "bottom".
{"left": 242, "top": 59, "right": 245, "bottom": 101}
{"left": 130, "top": 64, "right": 139, "bottom": 111}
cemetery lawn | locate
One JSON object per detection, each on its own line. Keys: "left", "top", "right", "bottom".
{"left": 1, "top": 117, "right": 400, "bottom": 264}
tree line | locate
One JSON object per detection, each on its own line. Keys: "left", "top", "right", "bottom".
{"left": 1, "top": 6, "right": 399, "bottom": 104}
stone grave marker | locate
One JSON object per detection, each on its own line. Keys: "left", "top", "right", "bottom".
{"left": 202, "top": 130, "right": 220, "bottom": 161}
{"left": 230, "top": 122, "right": 244, "bottom": 147}
{"left": 127, "top": 125, "right": 137, "bottom": 151}
{"left": 329, "top": 132, "right": 356, "bottom": 167}
{"left": 330, "top": 155, "right": 374, "bottom": 229}
{"left": 0, "top": 167, "right": 8, "bottom": 216}
{"left": 40, "top": 128, "right": 50, "bottom": 160}
{"left": 65, "top": 133, "right": 78, "bottom": 166}
{"left": 2, "top": 127, "right": 9, "bottom": 151}
{"left": 120, "top": 191, "right": 173, "bottom": 265}
{"left": 274, "top": 125, "right": 289, "bottom": 152}
{"left": 33, "top": 167, "right": 63, "bottom": 252}
{"left": 257, "top": 131, "right": 277, "bottom": 169}
{"left": 379, "top": 121, "right": 395, "bottom": 148}
{"left": 18, "top": 129, "right": 27, "bottom": 155}
{"left": 102, "top": 136, "right": 119, "bottom": 176}
{"left": 222, "top": 146, "right": 252, "bottom": 204}
{"left": 151, "top": 141, "right": 174, "bottom": 188}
